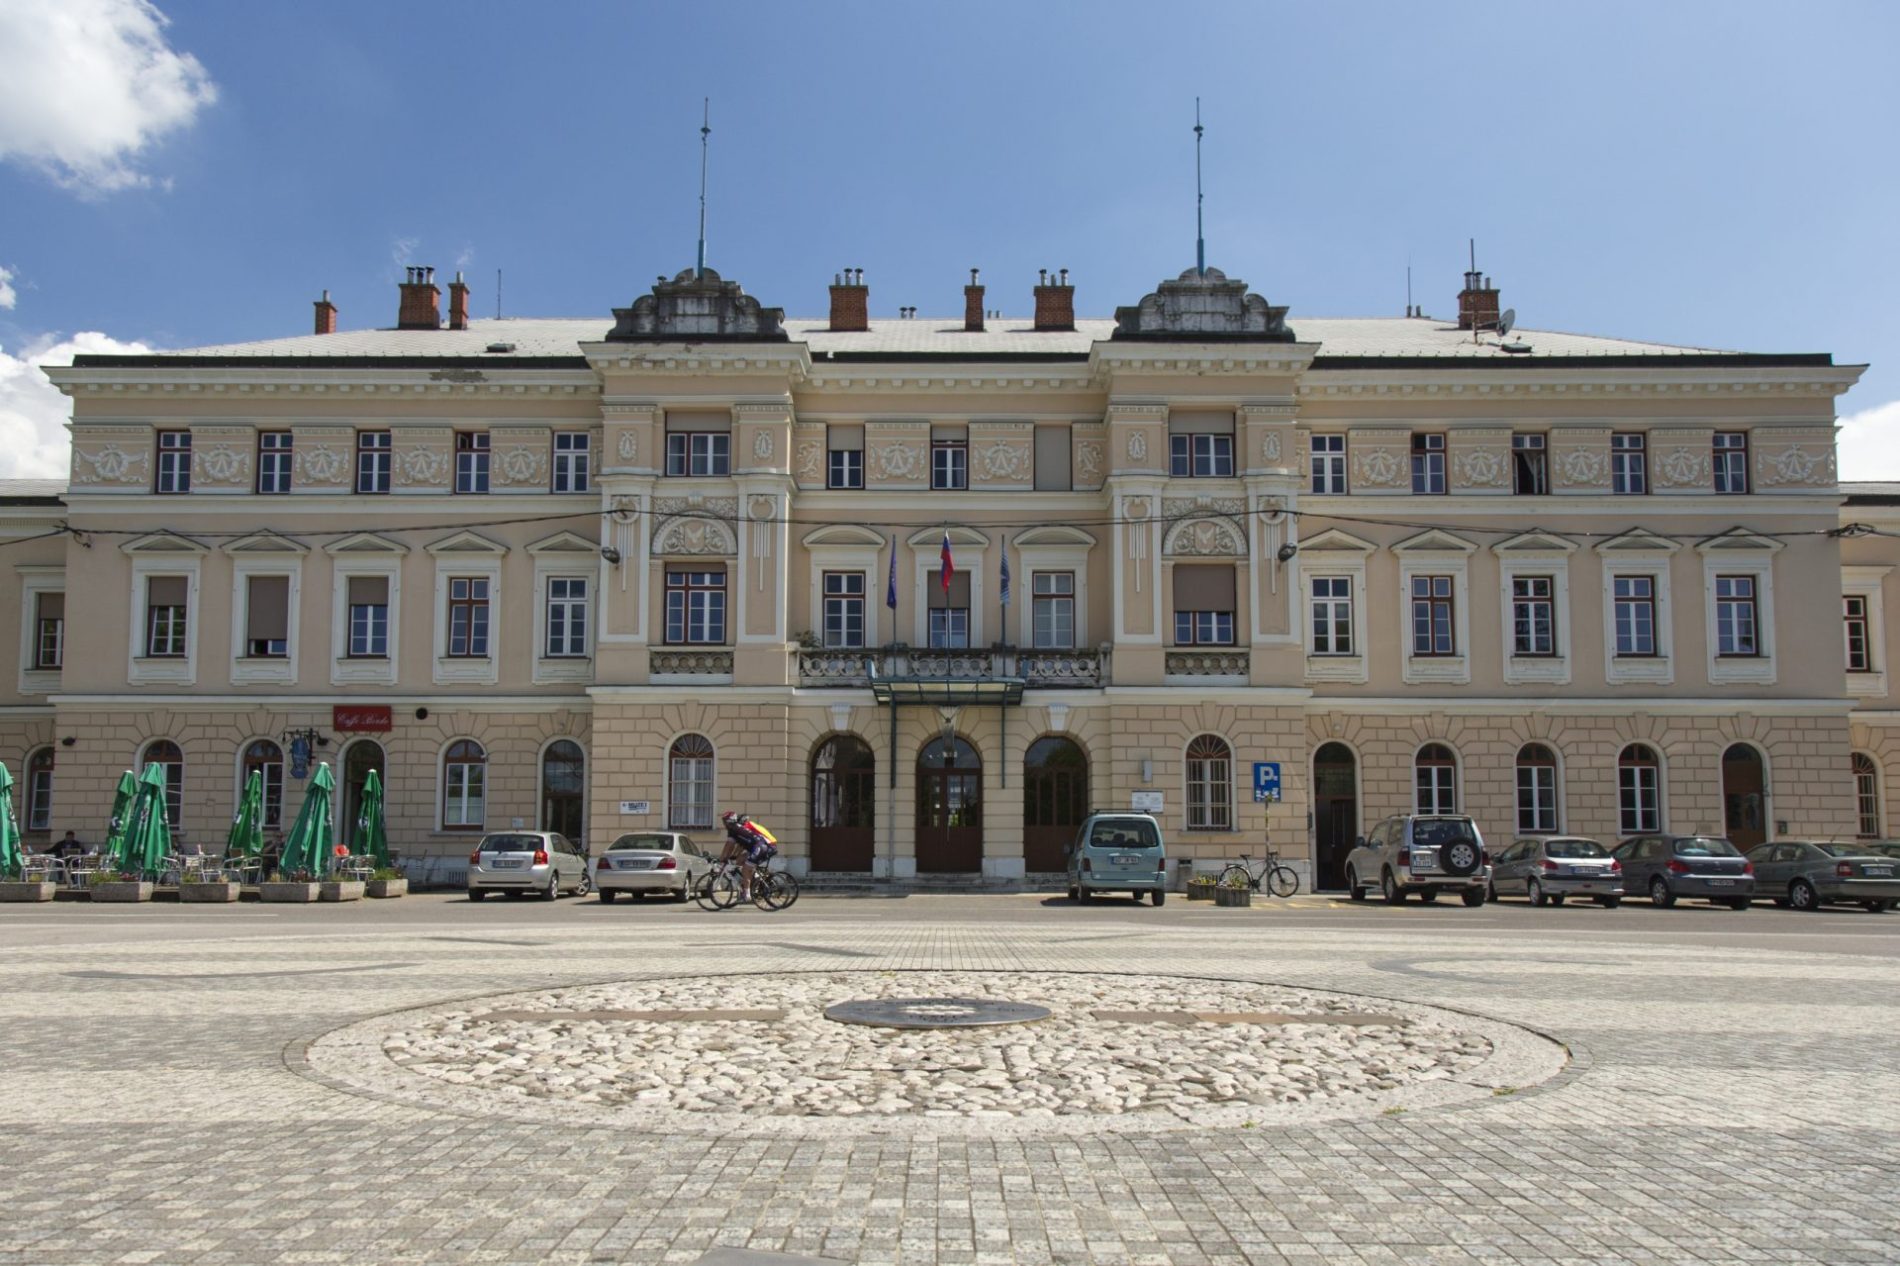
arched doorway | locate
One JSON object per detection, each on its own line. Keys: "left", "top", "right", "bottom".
{"left": 1722, "top": 743, "right": 1766, "bottom": 850}
{"left": 1312, "top": 743, "right": 1357, "bottom": 890}
{"left": 540, "top": 740, "right": 585, "bottom": 842}
{"left": 340, "top": 740, "right": 385, "bottom": 848}
{"left": 1024, "top": 736, "right": 1088, "bottom": 872}
{"left": 916, "top": 736, "right": 982, "bottom": 874}
{"left": 811, "top": 735, "right": 875, "bottom": 872}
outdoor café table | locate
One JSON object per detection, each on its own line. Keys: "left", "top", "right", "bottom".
{"left": 62, "top": 853, "right": 110, "bottom": 887}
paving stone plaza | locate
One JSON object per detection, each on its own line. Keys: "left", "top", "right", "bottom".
{"left": 2, "top": 895, "right": 1897, "bottom": 1264}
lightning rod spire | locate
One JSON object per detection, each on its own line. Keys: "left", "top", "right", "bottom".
{"left": 696, "top": 99, "right": 711, "bottom": 278}
{"left": 1194, "top": 98, "right": 1206, "bottom": 277}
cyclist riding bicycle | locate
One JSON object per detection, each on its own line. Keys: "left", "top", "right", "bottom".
{"left": 719, "top": 811, "right": 776, "bottom": 902}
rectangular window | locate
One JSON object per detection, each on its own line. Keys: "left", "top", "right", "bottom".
{"left": 455, "top": 432, "right": 490, "bottom": 494}
{"left": 356, "top": 431, "right": 391, "bottom": 494}
{"left": 1512, "top": 433, "right": 1548, "bottom": 496}
{"left": 1846, "top": 595, "right": 1873, "bottom": 672}
{"left": 1612, "top": 433, "right": 1647, "bottom": 495}
{"left": 1411, "top": 433, "right": 1446, "bottom": 494}
{"left": 145, "top": 576, "right": 188, "bottom": 658}
{"left": 256, "top": 432, "right": 293, "bottom": 494}
{"left": 927, "top": 571, "right": 972, "bottom": 648}
{"left": 545, "top": 576, "right": 588, "bottom": 657}
{"left": 1511, "top": 575, "right": 1556, "bottom": 656}
{"left": 666, "top": 432, "right": 730, "bottom": 477}
{"left": 156, "top": 431, "right": 191, "bottom": 494}
{"left": 447, "top": 576, "right": 491, "bottom": 657}
{"left": 27, "top": 760, "right": 52, "bottom": 833}
{"left": 1517, "top": 763, "right": 1558, "bottom": 833}
{"left": 243, "top": 575, "right": 289, "bottom": 659}
{"left": 1173, "top": 564, "right": 1237, "bottom": 646}
{"left": 1715, "top": 574, "right": 1758, "bottom": 656}
{"left": 1613, "top": 575, "right": 1657, "bottom": 656}
{"left": 1172, "top": 611, "right": 1236, "bottom": 645}
{"left": 1713, "top": 432, "right": 1748, "bottom": 494}
{"left": 1619, "top": 764, "right": 1661, "bottom": 834}
{"left": 828, "top": 448, "right": 864, "bottom": 489}
{"left": 930, "top": 440, "right": 968, "bottom": 490}
{"left": 346, "top": 575, "right": 389, "bottom": 658}
{"left": 1310, "top": 576, "right": 1353, "bottom": 655}
{"left": 1031, "top": 572, "right": 1075, "bottom": 649}
{"left": 1409, "top": 575, "right": 1455, "bottom": 655}
{"left": 822, "top": 572, "right": 866, "bottom": 648}
{"left": 1169, "top": 433, "right": 1234, "bottom": 478}
{"left": 33, "top": 592, "right": 63, "bottom": 670}
{"left": 665, "top": 570, "right": 727, "bottom": 644}
{"left": 552, "top": 432, "right": 590, "bottom": 494}
{"left": 1310, "top": 434, "right": 1346, "bottom": 494}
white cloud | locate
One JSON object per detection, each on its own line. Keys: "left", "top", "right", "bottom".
{"left": 0, "top": 331, "right": 152, "bottom": 479}
{"left": 0, "top": 266, "right": 14, "bottom": 309}
{"left": 1837, "top": 399, "right": 1900, "bottom": 483}
{"left": 0, "top": 0, "right": 217, "bottom": 196}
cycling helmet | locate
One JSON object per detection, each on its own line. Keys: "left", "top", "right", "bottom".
{"left": 721, "top": 810, "right": 738, "bottom": 825}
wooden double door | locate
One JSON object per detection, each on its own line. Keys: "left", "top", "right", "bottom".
{"left": 1024, "top": 736, "right": 1089, "bottom": 872}
{"left": 917, "top": 737, "right": 983, "bottom": 874}
{"left": 810, "top": 736, "right": 876, "bottom": 872}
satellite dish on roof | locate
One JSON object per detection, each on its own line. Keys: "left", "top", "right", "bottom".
{"left": 1498, "top": 308, "right": 1517, "bottom": 337}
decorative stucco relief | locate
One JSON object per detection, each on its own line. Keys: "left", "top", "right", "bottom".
{"left": 617, "top": 431, "right": 638, "bottom": 462}
{"left": 870, "top": 442, "right": 924, "bottom": 482}
{"left": 1657, "top": 448, "right": 1711, "bottom": 487}
{"left": 1163, "top": 497, "right": 1246, "bottom": 518}
{"left": 72, "top": 444, "right": 149, "bottom": 485}
{"left": 1127, "top": 431, "right": 1148, "bottom": 461}
{"left": 1164, "top": 518, "right": 1246, "bottom": 557}
{"left": 296, "top": 446, "right": 347, "bottom": 484}
{"left": 1074, "top": 440, "right": 1104, "bottom": 483}
{"left": 752, "top": 430, "right": 775, "bottom": 461}
{"left": 398, "top": 448, "right": 449, "bottom": 484}
{"left": 197, "top": 446, "right": 250, "bottom": 483}
{"left": 1757, "top": 445, "right": 1836, "bottom": 487}
{"left": 1453, "top": 448, "right": 1507, "bottom": 488}
{"left": 977, "top": 440, "right": 1030, "bottom": 482}
{"left": 1261, "top": 431, "right": 1282, "bottom": 463}
{"left": 1556, "top": 448, "right": 1609, "bottom": 486}
{"left": 651, "top": 516, "right": 737, "bottom": 557}
{"left": 497, "top": 447, "right": 548, "bottom": 485}
{"left": 794, "top": 438, "right": 824, "bottom": 482}
{"left": 1353, "top": 449, "right": 1404, "bottom": 488}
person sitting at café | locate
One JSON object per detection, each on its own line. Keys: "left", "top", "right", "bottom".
{"left": 51, "top": 830, "right": 85, "bottom": 859}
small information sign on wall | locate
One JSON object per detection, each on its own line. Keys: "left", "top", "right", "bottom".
{"left": 618, "top": 800, "right": 652, "bottom": 816}
{"left": 1129, "top": 791, "right": 1164, "bottom": 814}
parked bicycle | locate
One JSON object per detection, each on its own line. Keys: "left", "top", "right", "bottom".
{"left": 1217, "top": 848, "right": 1300, "bottom": 898}
{"left": 693, "top": 857, "right": 800, "bottom": 911}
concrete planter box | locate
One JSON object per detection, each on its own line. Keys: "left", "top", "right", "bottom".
{"left": 1186, "top": 884, "right": 1216, "bottom": 901}
{"left": 320, "top": 880, "right": 365, "bottom": 903}
{"left": 180, "top": 880, "right": 242, "bottom": 903}
{"left": 91, "top": 881, "right": 154, "bottom": 903}
{"left": 259, "top": 881, "right": 320, "bottom": 903}
{"left": 1213, "top": 886, "right": 1252, "bottom": 907}
{"left": 0, "top": 881, "right": 57, "bottom": 902}
{"left": 365, "top": 877, "right": 408, "bottom": 899}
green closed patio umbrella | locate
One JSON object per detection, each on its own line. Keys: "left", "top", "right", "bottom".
{"left": 226, "top": 770, "right": 266, "bottom": 862}
{"left": 103, "top": 770, "right": 137, "bottom": 870}
{"left": 351, "top": 768, "right": 389, "bottom": 869}
{"left": 124, "top": 762, "right": 173, "bottom": 879}
{"left": 0, "top": 762, "right": 21, "bottom": 880}
{"left": 279, "top": 762, "right": 334, "bottom": 878}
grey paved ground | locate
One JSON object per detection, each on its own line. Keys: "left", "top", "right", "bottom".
{"left": 2, "top": 892, "right": 1896, "bottom": 1265}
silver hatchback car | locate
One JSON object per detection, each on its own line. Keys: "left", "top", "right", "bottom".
{"left": 1489, "top": 836, "right": 1624, "bottom": 908}
{"left": 467, "top": 831, "right": 591, "bottom": 901}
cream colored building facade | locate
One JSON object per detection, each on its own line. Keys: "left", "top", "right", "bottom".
{"left": 6, "top": 260, "right": 1885, "bottom": 885}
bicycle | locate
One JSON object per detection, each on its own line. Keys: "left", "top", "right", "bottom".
{"left": 693, "top": 857, "right": 800, "bottom": 911}
{"left": 1217, "top": 848, "right": 1300, "bottom": 898}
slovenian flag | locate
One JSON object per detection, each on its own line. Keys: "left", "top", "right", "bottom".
{"left": 939, "top": 529, "right": 954, "bottom": 592}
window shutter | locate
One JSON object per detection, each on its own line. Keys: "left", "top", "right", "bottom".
{"left": 1172, "top": 564, "right": 1236, "bottom": 611}
{"left": 827, "top": 424, "right": 864, "bottom": 452}
{"left": 37, "top": 592, "right": 64, "bottom": 622}
{"left": 347, "top": 575, "right": 388, "bottom": 606}
{"left": 247, "top": 575, "right": 289, "bottom": 641}
{"left": 1167, "top": 409, "right": 1235, "bottom": 436}
{"left": 928, "top": 572, "right": 972, "bottom": 609}
{"left": 148, "top": 576, "right": 187, "bottom": 607}
{"left": 1034, "top": 425, "right": 1072, "bottom": 491}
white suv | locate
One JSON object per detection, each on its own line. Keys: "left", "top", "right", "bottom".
{"left": 1345, "top": 815, "right": 1490, "bottom": 906}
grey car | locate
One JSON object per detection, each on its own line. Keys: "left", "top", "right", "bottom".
{"left": 1490, "top": 836, "right": 1624, "bottom": 908}
{"left": 467, "top": 831, "right": 591, "bottom": 900}
{"left": 1612, "top": 834, "right": 1753, "bottom": 910}
{"left": 1744, "top": 841, "right": 1899, "bottom": 913}
{"left": 594, "top": 832, "right": 713, "bottom": 902}
{"left": 1345, "top": 815, "right": 1489, "bottom": 906}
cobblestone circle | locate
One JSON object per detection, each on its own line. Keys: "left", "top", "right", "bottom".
{"left": 306, "top": 969, "right": 1564, "bottom": 1137}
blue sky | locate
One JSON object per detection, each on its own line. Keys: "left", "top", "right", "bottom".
{"left": 4, "top": 1, "right": 1898, "bottom": 476}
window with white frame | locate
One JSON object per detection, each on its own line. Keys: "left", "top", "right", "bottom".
{"left": 442, "top": 739, "right": 486, "bottom": 830}
{"left": 140, "top": 739, "right": 184, "bottom": 829}
{"left": 822, "top": 572, "right": 865, "bottom": 648}
{"left": 1611, "top": 433, "right": 1647, "bottom": 495}
{"left": 347, "top": 575, "right": 389, "bottom": 658}
{"left": 454, "top": 432, "right": 490, "bottom": 493}
{"left": 1185, "top": 734, "right": 1232, "bottom": 831}
{"left": 242, "top": 739, "right": 285, "bottom": 830}
{"left": 1853, "top": 752, "right": 1881, "bottom": 838}
{"left": 666, "top": 432, "right": 729, "bottom": 477}
{"left": 33, "top": 591, "right": 63, "bottom": 670}
{"left": 356, "top": 431, "right": 391, "bottom": 494}
{"left": 256, "top": 432, "right": 293, "bottom": 494}
{"left": 1618, "top": 744, "right": 1662, "bottom": 833}
{"left": 447, "top": 577, "right": 491, "bottom": 657}
{"left": 1172, "top": 564, "right": 1236, "bottom": 646}
{"left": 665, "top": 570, "right": 727, "bottom": 644}
{"left": 928, "top": 572, "right": 971, "bottom": 648}
{"left": 1712, "top": 432, "right": 1748, "bottom": 494}
{"left": 144, "top": 576, "right": 189, "bottom": 657}
{"left": 156, "top": 431, "right": 191, "bottom": 494}
{"left": 544, "top": 577, "right": 588, "bottom": 657}
{"left": 1170, "top": 433, "right": 1234, "bottom": 478}
{"left": 1511, "top": 575, "right": 1556, "bottom": 656}
{"left": 25, "top": 747, "right": 52, "bottom": 833}
{"left": 1841, "top": 567, "right": 1889, "bottom": 696}
{"left": 931, "top": 439, "right": 968, "bottom": 490}
{"left": 1515, "top": 743, "right": 1559, "bottom": 833}
{"left": 1512, "top": 433, "right": 1548, "bottom": 495}
{"left": 1310, "top": 576, "right": 1353, "bottom": 655}
{"left": 1031, "top": 572, "right": 1074, "bottom": 649}
{"left": 828, "top": 448, "right": 863, "bottom": 489}
{"left": 1698, "top": 544, "right": 1776, "bottom": 684}
{"left": 1845, "top": 594, "right": 1873, "bottom": 672}
{"left": 552, "top": 432, "right": 590, "bottom": 493}
{"left": 668, "top": 733, "right": 715, "bottom": 830}
{"left": 1714, "top": 575, "right": 1758, "bottom": 656}
{"left": 1310, "top": 434, "right": 1346, "bottom": 494}
{"left": 1613, "top": 575, "right": 1658, "bottom": 656}
{"left": 1411, "top": 434, "right": 1446, "bottom": 494}
{"left": 1415, "top": 744, "right": 1458, "bottom": 814}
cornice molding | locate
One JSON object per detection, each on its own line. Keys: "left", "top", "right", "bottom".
{"left": 1304, "top": 365, "right": 1864, "bottom": 400}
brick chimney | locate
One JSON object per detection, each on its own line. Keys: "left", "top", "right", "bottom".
{"left": 448, "top": 271, "right": 471, "bottom": 331}
{"left": 1457, "top": 268, "right": 1500, "bottom": 331}
{"left": 313, "top": 290, "right": 337, "bottom": 335}
{"left": 828, "top": 268, "right": 868, "bottom": 332}
{"left": 964, "top": 268, "right": 985, "bottom": 332}
{"left": 397, "top": 265, "right": 441, "bottom": 330}
{"left": 1033, "top": 268, "right": 1074, "bottom": 331}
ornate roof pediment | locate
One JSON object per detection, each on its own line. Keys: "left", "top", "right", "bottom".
{"left": 1392, "top": 528, "right": 1478, "bottom": 555}
{"left": 1695, "top": 528, "right": 1784, "bottom": 555}
{"left": 324, "top": 532, "right": 409, "bottom": 556}
{"left": 1491, "top": 530, "right": 1579, "bottom": 556}
{"left": 121, "top": 531, "right": 207, "bottom": 555}
{"left": 526, "top": 530, "right": 600, "bottom": 555}
{"left": 606, "top": 268, "right": 787, "bottom": 342}
{"left": 425, "top": 530, "right": 508, "bottom": 556}
{"left": 1594, "top": 528, "right": 1681, "bottom": 555}
{"left": 1111, "top": 266, "right": 1294, "bottom": 342}
{"left": 1297, "top": 528, "right": 1377, "bottom": 554}
{"left": 221, "top": 530, "right": 308, "bottom": 555}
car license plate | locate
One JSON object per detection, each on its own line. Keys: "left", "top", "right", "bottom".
{"left": 492, "top": 858, "right": 524, "bottom": 869}
{"left": 1867, "top": 866, "right": 1893, "bottom": 877}
{"left": 1707, "top": 878, "right": 1734, "bottom": 886}
{"left": 1112, "top": 854, "right": 1140, "bottom": 866}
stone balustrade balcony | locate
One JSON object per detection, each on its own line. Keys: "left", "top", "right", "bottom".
{"left": 797, "top": 645, "right": 1110, "bottom": 690}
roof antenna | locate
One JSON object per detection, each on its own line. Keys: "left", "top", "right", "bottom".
{"left": 1193, "top": 98, "right": 1206, "bottom": 277}
{"left": 696, "top": 98, "right": 711, "bottom": 278}
{"left": 1406, "top": 260, "right": 1412, "bottom": 318}
{"left": 495, "top": 268, "right": 502, "bottom": 321}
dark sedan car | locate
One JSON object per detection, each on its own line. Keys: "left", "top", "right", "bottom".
{"left": 1612, "top": 834, "right": 1754, "bottom": 910}
{"left": 1745, "top": 841, "right": 1898, "bottom": 913}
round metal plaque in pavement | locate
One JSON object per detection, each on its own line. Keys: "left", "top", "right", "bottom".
{"left": 824, "top": 996, "right": 1051, "bottom": 1030}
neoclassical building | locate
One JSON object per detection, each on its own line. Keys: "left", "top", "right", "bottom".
{"left": 3, "top": 258, "right": 1884, "bottom": 885}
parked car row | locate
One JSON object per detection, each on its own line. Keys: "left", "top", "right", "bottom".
{"left": 464, "top": 830, "right": 715, "bottom": 902}
{"left": 1344, "top": 815, "right": 1899, "bottom": 914}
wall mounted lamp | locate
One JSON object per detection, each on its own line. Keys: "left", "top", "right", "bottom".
{"left": 600, "top": 545, "right": 622, "bottom": 565}
{"left": 1276, "top": 543, "right": 1298, "bottom": 563}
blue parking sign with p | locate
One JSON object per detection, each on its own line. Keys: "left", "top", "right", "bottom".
{"left": 1253, "top": 762, "right": 1281, "bottom": 803}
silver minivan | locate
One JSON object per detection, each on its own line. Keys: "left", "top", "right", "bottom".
{"left": 467, "top": 831, "right": 591, "bottom": 901}
{"left": 1067, "top": 813, "right": 1167, "bottom": 905}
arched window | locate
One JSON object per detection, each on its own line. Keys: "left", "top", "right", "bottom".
{"left": 1185, "top": 734, "right": 1232, "bottom": 831}
{"left": 669, "top": 734, "right": 715, "bottom": 830}
{"left": 1515, "top": 743, "right": 1559, "bottom": 833}
{"left": 141, "top": 740, "right": 184, "bottom": 829}
{"left": 1618, "top": 744, "right": 1662, "bottom": 834}
{"left": 1853, "top": 752, "right": 1881, "bottom": 839}
{"left": 25, "top": 746, "right": 53, "bottom": 833}
{"left": 241, "top": 740, "right": 285, "bottom": 830}
{"left": 442, "top": 740, "right": 486, "bottom": 830}
{"left": 540, "top": 740, "right": 585, "bottom": 840}
{"left": 1415, "top": 743, "right": 1458, "bottom": 815}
